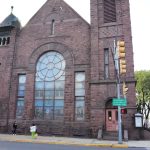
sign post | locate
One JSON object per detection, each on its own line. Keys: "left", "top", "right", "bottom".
{"left": 116, "top": 81, "right": 123, "bottom": 144}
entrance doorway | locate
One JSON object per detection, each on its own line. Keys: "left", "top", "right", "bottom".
{"left": 106, "top": 109, "right": 118, "bottom": 131}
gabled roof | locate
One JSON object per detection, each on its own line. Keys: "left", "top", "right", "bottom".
{"left": 24, "top": 0, "right": 90, "bottom": 27}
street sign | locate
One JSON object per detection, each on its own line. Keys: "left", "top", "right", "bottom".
{"left": 112, "top": 98, "right": 127, "bottom": 106}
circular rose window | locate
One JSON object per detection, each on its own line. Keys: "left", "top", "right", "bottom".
{"left": 36, "top": 51, "right": 65, "bottom": 81}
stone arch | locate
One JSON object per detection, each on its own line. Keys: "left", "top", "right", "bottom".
{"left": 105, "top": 97, "right": 117, "bottom": 109}
{"left": 29, "top": 42, "right": 74, "bottom": 71}
{"left": 105, "top": 97, "right": 118, "bottom": 131}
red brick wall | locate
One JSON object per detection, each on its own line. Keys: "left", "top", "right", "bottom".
{"left": 0, "top": 0, "right": 139, "bottom": 139}
{"left": 0, "top": 28, "right": 18, "bottom": 131}
{"left": 90, "top": 0, "right": 137, "bottom": 138}
{"left": 7, "top": 0, "right": 91, "bottom": 136}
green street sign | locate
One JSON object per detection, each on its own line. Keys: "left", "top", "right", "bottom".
{"left": 112, "top": 98, "right": 127, "bottom": 106}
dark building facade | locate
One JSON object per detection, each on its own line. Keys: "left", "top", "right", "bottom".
{"left": 0, "top": 0, "right": 138, "bottom": 139}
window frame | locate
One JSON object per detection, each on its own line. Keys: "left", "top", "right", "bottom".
{"left": 75, "top": 72, "right": 85, "bottom": 121}
{"left": 34, "top": 51, "right": 65, "bottom": 120}
{"left": 16, "top": 74, "right": 26, "bottom": 119}
{"left": 104, "top": 48, "right": 109, "bottom": 79}
{"left": 0, "top": 36, "right": 10, "bottom": 46}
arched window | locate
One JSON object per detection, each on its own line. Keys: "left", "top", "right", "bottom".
{"left": 6, "top": 37, "right": 10, "bottom": 44}
{"left": 51, "top": 19, "right": 55, "bottom": 35}
{"left": 35, "top": 51, "right": 65, "bottom": 120}
{"left": 0, "top": 36, "right": 10, "bottom": 46}
{"left": 2, "top": 37, "right": 6, "bottom": 45}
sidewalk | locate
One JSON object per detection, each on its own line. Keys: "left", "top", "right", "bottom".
{"left": 0, "top": 134, "right": 150, "bottom": 148}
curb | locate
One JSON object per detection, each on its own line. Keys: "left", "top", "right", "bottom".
{"left": 112, "top": 144, "right": 128, "bottom": 148}
{"left": 82, "top": 143, "right": 113, "bottom": 147}
{"left": 6, "top": 139, "right": 128, "bottom": 148}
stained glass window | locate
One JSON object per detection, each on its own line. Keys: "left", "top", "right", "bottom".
{"left": 35, "top": 51, "right": 65, "bottom": 120}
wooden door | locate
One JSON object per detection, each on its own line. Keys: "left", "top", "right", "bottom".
{"left": 106, "top": 109, "right": 118, "bottom": 131}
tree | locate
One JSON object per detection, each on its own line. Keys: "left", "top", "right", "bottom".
{"left": 135, "top": 70, "right": 150, "bottom": 128}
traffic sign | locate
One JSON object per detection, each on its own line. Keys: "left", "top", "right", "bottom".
{"left": 112, "top": 98, "right": 127, "bottom": 106}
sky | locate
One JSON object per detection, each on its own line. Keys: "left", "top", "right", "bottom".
{"left": 0, "top": 0, "right": 149, "bottom": 71}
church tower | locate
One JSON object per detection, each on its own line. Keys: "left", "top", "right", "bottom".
{"left": 0, "top": 7, "right": 21, "bottom": 131}
{"left": 90, "top": 0, "right": 137, "bottom": 139}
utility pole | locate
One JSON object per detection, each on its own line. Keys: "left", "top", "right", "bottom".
{"left": 114, "top": 40, "right": 126, "bottom": 144}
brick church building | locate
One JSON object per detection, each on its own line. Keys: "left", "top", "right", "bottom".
{"left": 0, "top": 0, "right": 139, "bottom": 139}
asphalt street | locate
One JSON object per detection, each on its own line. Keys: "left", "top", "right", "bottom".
{"left": 1, "top": 141, "right": 150, "bottom": 150}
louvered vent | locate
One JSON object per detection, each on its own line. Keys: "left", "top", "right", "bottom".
{"left": 104, "top": 0, "right": 117, "bottom": 23}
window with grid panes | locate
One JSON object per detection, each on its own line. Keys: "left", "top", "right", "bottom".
{"left": 35, "top": 51, "right": 65, "bottom": 120}
{"left": 75, "top": 72, "right": 85, "bottom": 121}
{"left": 16, "top": 75, "right": 26, "bottom": 118}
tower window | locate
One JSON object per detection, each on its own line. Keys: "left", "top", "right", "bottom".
{"left": 0, "top": 36, "right": 10, "bottom": 46}
{"left": 6, "top": 37, "right": 10, "bottom": 44}
{"left": 104, "top": 48, "right": 109, "bottom": 79}
{"left": 2, "top": 38, "right": 6, "bottom": 45}
{"left": 104, "top": 0, "right": 117, "bottom": 23}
